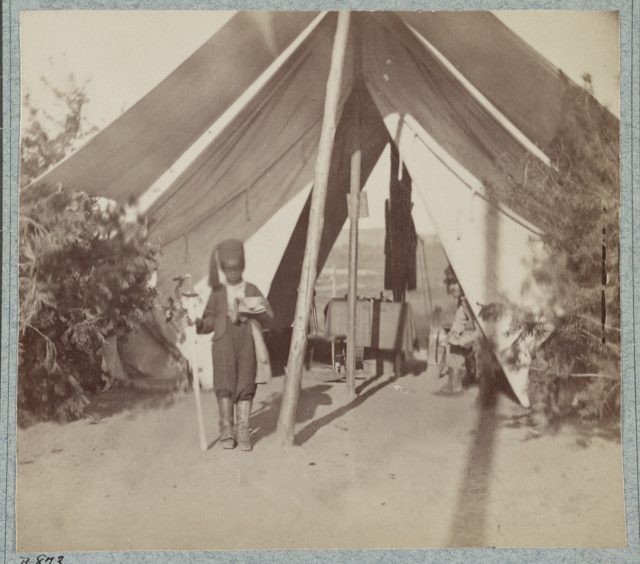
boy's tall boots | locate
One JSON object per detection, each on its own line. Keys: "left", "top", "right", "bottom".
{"left": 450, "top": 368, "right": 464, "bottom": 393}
{"left": 437, "top": 368, "right": 465, "bottom": 396}
{"left": 235, "top": 400, "right": 253, "bottom": 451}
{"left": 217, "top": 396, "right": 236, "bottom": 449}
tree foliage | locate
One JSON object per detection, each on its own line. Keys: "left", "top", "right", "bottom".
{"left": 484, "top": 74, "right": 620, "bottom": 422}
{"left": 19, "top": 77, "right": 158, "bottom": 425}
{"left": 21, "top": 74, "right": 97, "bottom": 188}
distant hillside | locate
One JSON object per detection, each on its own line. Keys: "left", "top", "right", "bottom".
{"left": 315, "top": 228, "right": 456, "bottom": 337}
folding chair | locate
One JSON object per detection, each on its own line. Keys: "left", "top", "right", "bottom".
{"left": 306, "top": 297, "right": 346, "bottom": 372}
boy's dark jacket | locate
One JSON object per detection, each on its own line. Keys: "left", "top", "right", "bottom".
{"left": 199, "top": 283, "right": 273, "bottom": 340}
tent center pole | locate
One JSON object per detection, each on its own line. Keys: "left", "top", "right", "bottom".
{"left": 276, "top": 11, "right": 352, "bottom": 446}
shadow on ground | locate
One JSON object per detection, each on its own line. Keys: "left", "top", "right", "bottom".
{"left": 514, "top": 414, "right": 621, "bottom": 446}
{"left": 488, "top": 371, "right": 621, "bottom": 446}
{"left": 447, "top": 375, "right": 500, "bottom": 547}
{"left": 295, "top": 373, "right": 399, "bottom": 445}
{"left": 447, "top": 368, "right": 621, "bottom": 546}
{"left": 249, "top": 383, "right": 333, "bottom": 447}
{"left": 84, "top": 385, "right": 177, "bottom": 421}
{"left": 294, "top": 355, "right": 426, "bottom": 446}
{"left": 250, "top": 357, "right": 424, "bottom": 447}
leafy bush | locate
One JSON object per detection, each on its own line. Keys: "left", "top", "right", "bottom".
{"left": 19, "top": 185, "right": 158, "bottom": 424}
{"left": 483, "top": 74, "right": 620, "bottom": 422}
{"left": 19, "top": 76, "right": 158, "bottom": 424}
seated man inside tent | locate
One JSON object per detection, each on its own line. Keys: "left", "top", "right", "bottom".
{"left": 437, "top": 267, "right": 479, "bottom": 396}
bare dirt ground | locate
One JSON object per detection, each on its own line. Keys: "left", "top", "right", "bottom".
{"left": 16, "top": 357, "right": 626, "bottom": 551}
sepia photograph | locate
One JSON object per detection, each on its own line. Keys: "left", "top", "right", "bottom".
{"left": 15, "top": 8, "right": 624, "bottom": 552}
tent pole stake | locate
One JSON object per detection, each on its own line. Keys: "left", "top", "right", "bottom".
{"left": 276, "top": 11, "right": 352, "bottom": 446}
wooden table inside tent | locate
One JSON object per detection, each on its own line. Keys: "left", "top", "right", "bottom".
{"left": 324, "top": 298, "right": 416, "bottom": 377}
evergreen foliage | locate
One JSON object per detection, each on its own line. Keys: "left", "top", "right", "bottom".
{"left": 484, "top": 74, "right": 620, "bottom": 422}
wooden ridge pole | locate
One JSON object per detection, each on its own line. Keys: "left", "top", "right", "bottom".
{"left": 346, "top": 16, "right": 362, "bottom": 399}
{"left": 277, "top": 12, "right": 352, "bottom": 446}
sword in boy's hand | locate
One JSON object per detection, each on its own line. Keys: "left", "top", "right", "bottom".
{"left": 173, "top": 274, "right": 208, "bottom": 452}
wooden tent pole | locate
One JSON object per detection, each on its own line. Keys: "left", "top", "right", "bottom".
{"left": 276, "top": 11, "right": 352, "bottom": 446}
{"left": 346, "top": 19, "right": 363, "bottom": 398}
{"left": 346, "top": 124, "right": 361, "bottom": 398}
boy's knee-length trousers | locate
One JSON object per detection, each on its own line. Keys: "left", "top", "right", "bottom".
{"left": 212, "top": 321, "right": 257, "bottom": 402}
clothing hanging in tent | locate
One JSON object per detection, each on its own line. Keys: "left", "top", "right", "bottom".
{"left": 384, "top": 144, "right": 417, "bottom": 302}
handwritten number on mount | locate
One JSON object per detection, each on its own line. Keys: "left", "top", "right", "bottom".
{"left": 19, "top": 556, "right": 64, "bottom": 564}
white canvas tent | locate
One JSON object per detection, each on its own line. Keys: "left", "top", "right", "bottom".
{"left": 33, "top": 11, "right": 616, "bottom": 406}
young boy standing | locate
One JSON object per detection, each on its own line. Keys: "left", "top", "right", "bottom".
{"left": 195, "top": 239, "right": 273, "bottom": 451}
